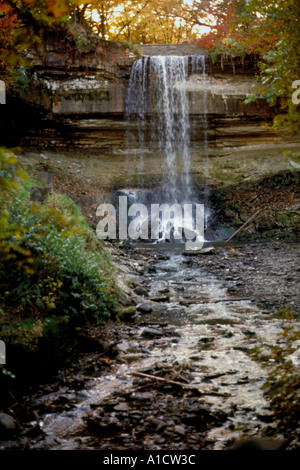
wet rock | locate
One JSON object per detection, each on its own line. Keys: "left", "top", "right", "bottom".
{"left": 151, "top": 304, "right": 169, "bottom": 314}
{"left": 243, "top": 330, "right": 256, "bottom": 336}
{"left": 229, "top": 437, "right": 285, "bottom": 450}
{"left": 134, "top": 286, "right": 149, "bottom": 296}
{"left": 223, "top": 332, "right": 234, "bottom": 338}
{"left": 257, "top": 410, "right": 274, "bottom": 423}
{"left": 131, "top": 392, "right": 153, "bottom": 402}
{"left": 198, "top": 337, "right": 214, "bottom": 344}
{"left": 163, "top": 328, "right": 181, "bottom": 338}
{"left": 113, "top": 403, "right": 130, "bottom": 412}
{"left": 183, "top": 247, "right": 215, "bottom": 256}
{"left": 150, "top": 295, "right": 170, "bottom": 302}
{"left": 173, "top": 424, "right": 186, "bottom": 436}
{"left": 86, "top": 416, "right": 122, "bottom": 435}
{"left": 136, "top": 302, "right": 153, "bottom": 313}
{"left": 136, "top": 266, "right": 145, "bottom": 275}
{"left": 0, "top": 413, "right": 16, "bottom": 435}
{"left": 118, "top": 290, "right": 134, "bottom": 307}
{"left": 145, "top": 416, "right": 166, "bottom": 432}
{"left": 148, "top": 266, "right": 157, "bottom": 273}
{"left": 141, "top": 328, "right": 163, "bottom": 339}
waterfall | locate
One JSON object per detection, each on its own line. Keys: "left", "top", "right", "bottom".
{"left": 125, "top": 54, "right": 209, "bottom": 243}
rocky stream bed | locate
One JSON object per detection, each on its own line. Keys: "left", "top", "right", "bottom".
{"left": 1, "top": 239, "right": 299, "bottom": 451}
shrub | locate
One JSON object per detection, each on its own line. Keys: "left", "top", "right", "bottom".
{"left": 0, "top": 149, "right": 118, "bottom": 359}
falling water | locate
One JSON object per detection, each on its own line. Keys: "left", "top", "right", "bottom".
{"left": 125, "top": 54, "right": 209, "bottom": 242}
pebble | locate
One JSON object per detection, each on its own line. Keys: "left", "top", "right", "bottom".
{"left": 134, "top": 286, "right": 149, "bottom": 296}
{"left": 113, "top": 403, "right": 129, "bottom": 412}
{"left": 0, "top": 413, "right": 16, "bottom": 433}
{"left": 131, "top": 392, "right": 153, "bottom": 402}
{"left": 173, "top": 424, "right": 186, "bottom": 436}
{"left": 136, "top": 302, "right": 153, "bottom": 313}
{"left": 141, "top": 328, "right": 163, "bottom": 339}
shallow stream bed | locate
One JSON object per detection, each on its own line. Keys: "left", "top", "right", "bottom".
{"left": 2, "top": 241, "right": 299, "bottom": 451}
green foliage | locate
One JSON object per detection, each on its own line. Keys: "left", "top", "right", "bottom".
{"left": 194, "top": 0, "right": 300, "bottom": 133}
{"left": 11, "top": 66, "right": 31, "bottom": 94}
{"left": 0, "top": 148, "right": 33, "bottom": 274}
{"left": 116, "top": 305, "right": 136, "bottom": 323}
{"left": 118, "top": 39, "right": 141, "bottom": 58}
{"left": 243, "top": 0, "right": 300, "bottom": 133}
{"left": 278, "top": 213, "right": 289, "bottom": 227}
{"left": 0, "top": 149, "right": 118, "bottom": 357}
{"left": 249, "top": 308, "right": 300, "bottom": 441}
{"left": 69, "top": 24, "right": 98, "bottom": 54}
{"left": 262, "top": 323, "right": 300, "bottom": 440}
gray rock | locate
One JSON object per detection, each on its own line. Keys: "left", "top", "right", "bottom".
{"left": 136, "top": 302, "right": 153, "bottom": 313}
{"left": 173, "top": 424, "right": 186, "bottom": 436}
{"left": 0, "top": 413, "right": 16, "bottom": 433}
{"left": 149, "top": 295, "right": 170, "bottom": 302}
{"left": 145, "top": 416, "right": 166, "bottom": 431}
{"left": 113, "top": 403, "right": 129, "bottom": 412}
{"left": 134, "top": 286, "right": 149, "bottom": 296}
{"left": 229, "top": 438, "right": 285, "bottom": 450}
{"left": 183, "top": 247, "right": 215, "bottom": 256}
{"left": 141, "top": 328, "right": 163, "bottom": 339}
{"left": 118, "top": 291, "right": 133, "bottom": 307}
{"left": 37, "top": 171, "right": 53, "bottom": 186}
{"left": 131, "top": 392, "right": 153, "bottom": 402}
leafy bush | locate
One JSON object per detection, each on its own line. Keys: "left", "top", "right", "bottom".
{"left": 0, "top": 149, "right": 118, "bottom": 358}
{"left": 262, "top": 321, "right": 300, "bottom": 444}
{"left": 249, "top": 308, "right": 300, "bottom": 445}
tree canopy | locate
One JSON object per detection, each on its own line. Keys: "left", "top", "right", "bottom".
{"left": 195, "top": 0, "right": 300, "bottom": 132}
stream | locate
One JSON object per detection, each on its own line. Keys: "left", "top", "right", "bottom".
{"left": 6, "top": 240, "right": 299, "bottom": 451}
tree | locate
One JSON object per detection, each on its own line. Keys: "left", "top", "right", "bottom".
{"left": 0, "top": 0, "right": 69, "bottom": 85}
{"left": 85, "top": 0, "right": 214, "bottom": 43}
{"left": 0, "top": 0, "right": 21, "bottom": 84}
{"left": 195, "top": 0, "right": 300, "bottom": 133}
{"left": 243, "top": 0, "right": 300, "bottom": 133}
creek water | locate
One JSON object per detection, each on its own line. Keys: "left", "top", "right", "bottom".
{"left": 21, "top": 242, "right": 297, "bottom": 450}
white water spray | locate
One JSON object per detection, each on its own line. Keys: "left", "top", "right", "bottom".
{"left": 125, "top": 54, "right": 209, "bottom": 242}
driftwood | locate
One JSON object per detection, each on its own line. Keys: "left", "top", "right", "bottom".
{"left": 224, "top": 209, "right": 261, "bottom": 245}
{"left": 130, "top": 371, "right": 229, "bottom": 397}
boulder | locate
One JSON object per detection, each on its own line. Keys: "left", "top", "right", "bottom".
{"left": 0, "top": 413, "right": 16, "bottom": 435}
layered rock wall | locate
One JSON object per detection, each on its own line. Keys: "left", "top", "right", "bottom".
{"left": 19, "top": 36, "right": 270, "bottom": 118}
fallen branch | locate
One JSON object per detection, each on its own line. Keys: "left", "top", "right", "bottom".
{"left": 130, "top": 371, "right": 229, "bottom": 397}
{"left": 224, "top": 209, "right": 261, "bottom": 245}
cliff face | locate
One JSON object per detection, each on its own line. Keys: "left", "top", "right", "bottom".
{"left": 8, "top": 35, "right": 299, "bottom": 204}
{"left": 19, "top": 26, "right": 134, "bottom": 115}
{"left": 18, "top": 35, "right": 269, "bottom": 118}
